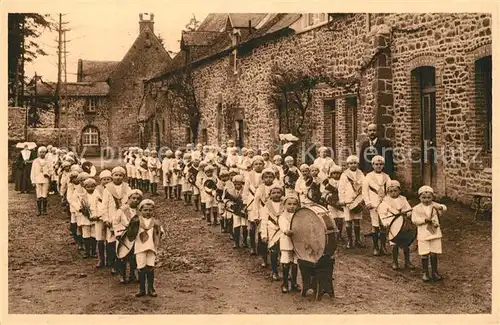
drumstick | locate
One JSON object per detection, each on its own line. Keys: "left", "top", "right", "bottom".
{"left": 380, "top": 209, "right": 413, "bottom": 219}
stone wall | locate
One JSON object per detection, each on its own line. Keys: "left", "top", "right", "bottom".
{"left": 8, "top": 107, "right": 27, "bottom": 183}
{"left": 8, "top": 107, "right": 26, "bottom": 142}
{"left": 371, "top": 13, "right": 492, "bottom": 201}
{"left": 64, "top": 96, "right": 110, "bottom": 156}
{"left": 27, "top": 128, "right": 78, "bottom": 149}
{"left": 107, "top": 27, "right": 171, "bottom": 148}
{"left": 148, "top": 13, "right": 492, "bottom": 204}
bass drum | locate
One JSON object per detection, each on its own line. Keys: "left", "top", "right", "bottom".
{"left": 116, "top": 237, "right": 135, "bottom": 259}
{"left": 388, "top": 215, "right": 417, "bottom": 247}
{"left": 290, "top": 204, "right": 337, "bottom": 264}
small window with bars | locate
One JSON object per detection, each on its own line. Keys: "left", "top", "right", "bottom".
{"left": 86, "top": 97, "right": 98, "bottom": 113}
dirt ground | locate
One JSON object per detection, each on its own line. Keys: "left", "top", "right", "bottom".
{"left": 8, "top": 168, "right": 492, "bottom": 314}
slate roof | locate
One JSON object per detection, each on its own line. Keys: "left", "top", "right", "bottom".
{"left": 197, "top": 13, "right": 229, "bottom": 31}
{"left": 78, "top": 60, "right": 119, "bottom": 82}
{"left": 35, "top": 80, "right": 110, "bottom": 97}
{"left": 181, "top": 31, "right": 222, "bottom": 47}
{"left": 150, "top": 13, "right": 302, "bottom": 81}
{"left": 228, "top": 13, "right": 268, "bottom": 28}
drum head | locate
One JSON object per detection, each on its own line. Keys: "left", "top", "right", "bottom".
{"left": 388, "top": 215, "right": 417, "bottom": 247}
{"left": 388, "top": 216, "right": 403, "bottom": 241}
{"left": 116, "top": 238, "right": 134, "bottom": 259}
{"left": 291, "top": 206, "right": 328, "bottom": 264}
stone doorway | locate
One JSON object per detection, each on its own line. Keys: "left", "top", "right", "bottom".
{"left": 411, "top": 66, "right": 437, "bottom": 189}
{"left": 155, "top": 121, "right": 160, "bottom": 150}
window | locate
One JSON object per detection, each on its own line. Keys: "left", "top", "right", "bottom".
{"left": 201, "top": 128, "right": 208, "bottom": 145}
{"left": 82, "top": 126, "right": 99, "bottom": 146}
{"left": 308, "top": 13, "right": 315, "bottom": 26}
{"left": 323, "top": 99, "right": 336, "bottom": 158}
{"left": 306, "top": 13, "right": 328, "bottom": 28}
{"left": 162, "top": 118, "right": 166, "bottom": 134}
{"left": 185, "top": 127, "right": 191, "bottom": 143}
{"left": 345, "top": 97, "right": 358, "bottom": 154}
{"left": 475, "top": 56, "right": 492, "bottom": 151}
{"left": 86, "top": 97, "right": 98, "bottom": 113}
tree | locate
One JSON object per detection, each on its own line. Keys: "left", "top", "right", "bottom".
{"left": 8, "top": 13, "right": 52, "bottom": 107}
{"left": 184, "top": 14, "right": 200, "bottom": 31}
{"left": 165, "top": 14, "right": 200, "bottom": 57}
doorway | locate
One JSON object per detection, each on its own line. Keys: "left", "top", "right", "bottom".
{"left": 412, "top": 66, "right": 437, "bottom": 188}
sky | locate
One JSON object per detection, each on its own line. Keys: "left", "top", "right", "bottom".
{"left": 24, "top": 8, "right": 209, "bottom": 83}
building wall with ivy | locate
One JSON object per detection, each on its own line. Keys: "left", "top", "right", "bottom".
{"left": 147, "top": 13, "right": 492, "bottom": 203}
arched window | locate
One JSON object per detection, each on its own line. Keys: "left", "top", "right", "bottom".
{"left": 82, "top": 126, "right": 99, "bottom": 146}
{"left": 475, "top": 56, "right": 492, "bottom": 151}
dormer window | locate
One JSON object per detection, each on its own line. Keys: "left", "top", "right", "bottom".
{"left": 86, "top": 97, "right": 98, "bottom": 113}
{"left": 291, "top": 13, "right": 329, "bottom": 32}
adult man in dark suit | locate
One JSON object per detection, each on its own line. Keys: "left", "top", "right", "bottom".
{"left": 358, "top": 123, "right": 395, "bottom": 178}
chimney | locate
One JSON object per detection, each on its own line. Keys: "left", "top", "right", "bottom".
{"left": 139, "top": 13, "right": 155, "bottom": 33}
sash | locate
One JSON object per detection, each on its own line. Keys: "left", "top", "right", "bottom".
{"left": 122, "top": 206, "right": 133, "bottom": 225}
{"left": 368, "top": 180, "right": 387, "bottom": 197}
{"left": 266, "top": 201, "right": 282, "bottom": 247}
{"left": 106, "top": 183, "right": 127, "bottom": 210}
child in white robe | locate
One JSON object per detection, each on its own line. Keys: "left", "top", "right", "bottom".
{"left": 133, "top": 199, "right": 165, "bottom": 297}
{"left": 283, "top": 156, "right": 301, "bottom": 197}
{"left": 203, "top": 165, "right": 219, "bottom": 225}
{"left": 338, "top": 155, "right": 365, "bottom": 249}
{"left": 147, "top": 150, "right": 161, "bottom": 196}
{"left": 162, "top": 150, "right": 174, "bottom": 199}
{"left": 243, "top": 156, "right": 264, "bottom": 255}
{"left": 294, "top": 164, "right": 313, "bottom": 207}
{"left": 114, "top": 189, "right": 143, "bottom": 284}
{"left": 31, "top": 146, "right": 51, "bottom": 216}
{"left": 322, "top": 166, "right": 344, "bottom": 243}
{"left": 196, "top": 161, "right": 208, "bottom": 219}
{"left": 377, "top": 180, "right": 414, "bottom": 270}
{"left": 101, "top": 166, "right": 132, "bottom": 275}
{"left": 362, "top": 155, "right": 391, "bottom": 256}
{"left": 412, "top": 185, "right": 447, "bottom": 282}
{"left": 279, "top": 195, "right": 301, "bottom": 293}
{"left": 77, "top": 178, "right": 99, "bottom": 258}
{"left": 94, "top": 170, "right": 113, "bottom": 268}
{"left": 260, "top": 183, "right": 283, "bottom": 281}
{"left": 224, "top": 175, "right": 247, "bottom": 248}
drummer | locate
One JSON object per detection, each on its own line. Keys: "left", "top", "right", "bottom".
{"left": 322, "top": 166, "right": 345, "bottom": 244}
{"left": 295, "top": 164, "right": 313, "bottom": 207}
{"left": 338, "top": 155, "right": 366, "bottom": 249}
{"left": 362, "top": 155, "right": 392, "bottom": 256}
{"left": 114, "top": 189, "right": 143, "bottom": 284}
{"left": 377, "top": 180, "right": 414, "bottom": 270}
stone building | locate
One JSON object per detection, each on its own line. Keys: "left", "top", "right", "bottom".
{"left": 143, "top": 13, "right": 491, "bottom": 203}
{"left": 20, "top": 13, "right": 171, "bottom": 155}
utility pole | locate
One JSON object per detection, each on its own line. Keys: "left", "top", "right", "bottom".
{"left": 55, "top": 13, "right": 70, "bottom": 147}
{"left": 63, "top": 30, "right": 69, "bottom": 148}
{"left": 56, "top": 13, "right": 62, "bottom": 146}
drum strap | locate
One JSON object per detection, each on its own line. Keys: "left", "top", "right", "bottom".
{"left": 346, "top": 176, "right": 359, "bottom": 192}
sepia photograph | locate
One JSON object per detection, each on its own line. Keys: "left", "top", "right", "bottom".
{"left": 4, "top": 2, "right": 495, "bottom": 318}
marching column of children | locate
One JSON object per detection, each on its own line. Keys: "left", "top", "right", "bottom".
{"left": 36, "top": 140, "right": 447, "bottom": 298}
